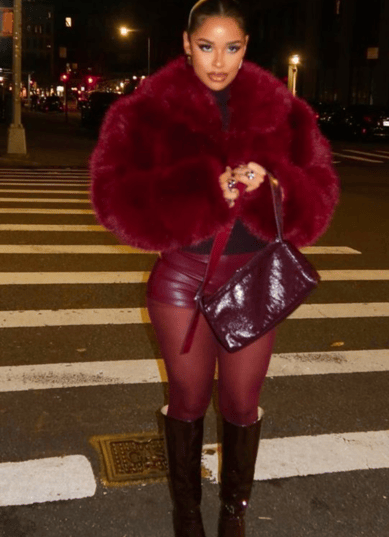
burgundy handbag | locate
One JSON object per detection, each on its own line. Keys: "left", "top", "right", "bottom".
{"left": 181, "top": 174, "right": 321, "bottom": 354}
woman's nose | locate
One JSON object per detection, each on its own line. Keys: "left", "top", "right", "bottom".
{"left": 212, "top": 51, "right": 224, "bottom": 68}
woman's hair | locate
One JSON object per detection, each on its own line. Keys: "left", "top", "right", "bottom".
{"left": 187, "top": 0, "right": 248, "bottom": 36}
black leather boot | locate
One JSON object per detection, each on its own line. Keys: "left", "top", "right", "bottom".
{"left": 162, "top": 406, "right": 206, "bottom": 537}
{"left": 218, "top": 409, "right": 264, "bottom": 537}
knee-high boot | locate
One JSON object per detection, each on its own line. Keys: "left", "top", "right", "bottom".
{"left": 218, "top": 408, "right": 264, "bottom": 537}
{"left": 161, "top": 406, "right": 206, "bottom": 537}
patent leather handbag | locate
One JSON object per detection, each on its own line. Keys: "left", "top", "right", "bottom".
{"left": 181, "top": 174, "right": 320, "bottom": 354}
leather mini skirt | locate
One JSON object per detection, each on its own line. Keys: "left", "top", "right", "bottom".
{"left": 147, "top": 250, "right": 257, "bottom": 308}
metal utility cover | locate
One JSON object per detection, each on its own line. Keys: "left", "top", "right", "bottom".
{"left": 91, "top": 432, "right": 168, "bottom": 487}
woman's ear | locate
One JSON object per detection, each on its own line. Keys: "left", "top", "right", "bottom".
{"left": 183, "top": 31, "right": 192, "bottom": 56}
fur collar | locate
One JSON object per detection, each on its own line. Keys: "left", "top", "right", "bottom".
{"left": 137, "top": 56, "right": 293, "bottom": 137}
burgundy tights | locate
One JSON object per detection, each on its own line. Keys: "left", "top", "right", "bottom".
{"left": 147, "top": 298, "right": 276, "bottom": 426}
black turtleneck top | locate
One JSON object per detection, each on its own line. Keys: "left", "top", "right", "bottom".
{"left": 182, "top": 87, "right": 268, "bottom": 255}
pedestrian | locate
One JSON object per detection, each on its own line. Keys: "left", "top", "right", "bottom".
{"left": 90, "top": 0, "right": 339, "bottom": 535}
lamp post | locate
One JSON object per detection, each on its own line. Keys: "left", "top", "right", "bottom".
{"left": 288, "top": 54, "right": 300, "bottom": 96}
{"left": 119, "top": 26, "right": 151, "bottom": 77}
{"left": 7, "top": 0, "right": 27, "bottom": 155}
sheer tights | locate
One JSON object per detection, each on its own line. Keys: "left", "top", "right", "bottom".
{"left": 147, "top": 298, "right": 276, "bottom": 426}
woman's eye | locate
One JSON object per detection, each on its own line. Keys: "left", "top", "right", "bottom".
{"left": 228, "top": 45, "right": 241, "bottom": 53}
{"left": 199, "top": 44, "right": 212, "bottom": 52}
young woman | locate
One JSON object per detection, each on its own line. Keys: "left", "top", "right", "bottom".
{"left": 90, "top": 1, "right": 339, "bottom": 535}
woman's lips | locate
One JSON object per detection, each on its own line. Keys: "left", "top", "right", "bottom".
{"left": 208, "top": 73, "right": 228, "bottom": 82}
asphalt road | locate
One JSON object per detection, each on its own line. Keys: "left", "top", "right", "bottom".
{"left": 0, "top": 122, "right": 388, "bottom": 536}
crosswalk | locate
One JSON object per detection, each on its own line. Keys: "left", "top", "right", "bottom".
{"left": 332, "top": 148, "right": 389, "bottom": 164}
{"left": 0, "top": 168, "right": 389, "bottom": 510}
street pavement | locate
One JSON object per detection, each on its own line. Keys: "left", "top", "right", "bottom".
{"left": 0, "top": 112, "right": 389, "bottom": 536}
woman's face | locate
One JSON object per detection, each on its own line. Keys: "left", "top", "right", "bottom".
{"left": 183, "top": 16, "right": 249, "bottom": 91}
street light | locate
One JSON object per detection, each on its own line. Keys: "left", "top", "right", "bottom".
{"left": 119, "top": 26, "right": 151, "bottom": 77}
{"left": 288, "top": 54, "right": 300, "bottom": 96}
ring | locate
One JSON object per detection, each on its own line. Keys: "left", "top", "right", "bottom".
{"left": 246, "top": 170, "right": 255, "bottom": 180}
{"left": 228, "top": 179, "right": 237, "bottom": 191}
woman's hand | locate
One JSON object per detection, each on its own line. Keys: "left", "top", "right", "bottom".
{"left": 232, "top": 162, "right": 267, "bottom": 192}
{"left": 219, "top": 166, "right": 240, "bottom": 207}
{"left": 219, "top": 163, "right": 268, "bottom": 207}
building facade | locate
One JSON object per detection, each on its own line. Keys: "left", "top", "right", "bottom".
{"left": 249, "top": 0, "right": 389, "bottom": 106}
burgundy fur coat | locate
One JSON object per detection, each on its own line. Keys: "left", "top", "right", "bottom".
{"left": 90, "top": 56, "right": 339, "bottom": 251}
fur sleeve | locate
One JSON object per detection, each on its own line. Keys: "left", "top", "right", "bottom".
{"left": 242, "top": 97, "right": 340, "bottom": 247}
{"left": 89, "top": 95, "right": 229, "bottom": 251}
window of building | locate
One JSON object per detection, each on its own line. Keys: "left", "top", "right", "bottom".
{"left": 65, "top": 17, "right": 72, "bottom": 28}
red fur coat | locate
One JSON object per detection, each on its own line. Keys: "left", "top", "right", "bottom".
{"left": 90, "top": 57, "right": 339, "bottom": 250}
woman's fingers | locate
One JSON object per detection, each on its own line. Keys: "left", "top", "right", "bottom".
{"left": 233, "top": 163, "right": 266, "bottom": 192}
{"left": 219, "top": 167, "right": 240, "bottom": 206}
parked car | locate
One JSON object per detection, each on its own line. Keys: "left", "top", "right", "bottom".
{"left": 336, "top": 105, "right": 389, "bottom": 140}
{"left": 309, "top": 101, "right": 346, "bottom": 138}
{"left": 37, "top": 95, "right": 64, "bottom": 113}
{"left": 80, "top": 92, "right": 121, "bottom": 129}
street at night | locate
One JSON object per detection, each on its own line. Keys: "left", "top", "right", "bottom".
{"left": 0, "top": 107, "right": 388, "bottom": 535}
{"left": 1, "top": 0, "right": 389, "bottom": 536}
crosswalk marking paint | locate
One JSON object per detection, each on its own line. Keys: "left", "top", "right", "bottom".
{"left": 0, "top": 189, "right": 89, "bottom": 194}
{"left": 0, "top": 182, "right": 88, "bottom": 187}
{"left": 0, "top": 244, "right": 361, "bottom": 255}
{"left": 202, "top": 430, "right": 389, "bottom": 483}
{"left": 0, "top": 456, "right": 96, "bottom": 506}
{"left": 0, "top": 224, "right": 106, "bottom": 232}
{"left": 0, "top": 350, "right": 388, "bottom": 392}
{"left": 343, "top": 149, "right": 389, "bottom": 160}
{"left": 319, "top": 270, "right": 389, "bottom": 280}
{"left": 0, "top": 197, "right": 90, "bottom": 204}
{"left": 0, "top": 271, "right": 150, "bottom": 285}
{"left": 0, "top": 269, "right": 387, "bottom": 285}
{"left": 0, "top": 208, "right": 94, "bottom": 214}
{"left": 1, "top": 303, "right": 388, "bottom": 328}
{"left": 332, "top": 152, "right": 383, "bottom": 163}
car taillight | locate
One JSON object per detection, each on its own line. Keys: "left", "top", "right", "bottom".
{"left": 363, "top": 115, "right": 373, "bottom": 123}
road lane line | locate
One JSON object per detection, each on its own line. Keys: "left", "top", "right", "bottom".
{"left": 0, "top": 245, "right": 360, "bottom": 255}
{"left": 343, "top": 149, "right": 389, "bottom": 159}
{"left": 0, "top": 456, "right": 96, "bottom": 506}
{"left": 0, "top": 189, "right": 89, "bottom": 194}
{"left": 319, "top": 270, "right": 389, "bottom": 280}
{"left": 0, "top": 271, "right": 151, "bottom": 284}
{"left": 373, "top": 150, "right": 389, "bottom": 156}
{"left": 1, "top": 303, "right": 388, "bottom": 328}
{"left": 0, "top": 209, "right": 94, "bottom": 214}
{"left": 0, "top": 269, "right": 387, "bottom": 285}
{"left": 0, "top": 225, "right": 106, "bottom": 232}
{"left": 332, "top": 152, "right": 383, "bottom": 163}
{"left": 0, "top": 197, "right": 90, "bottom": 204}
{"left": 0, "top": 350, "right": 388, "bottom": 392}
{"left": 202, "top": 430, "right": 389, "bottom": 482}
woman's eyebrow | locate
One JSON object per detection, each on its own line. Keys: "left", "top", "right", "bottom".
{"left": 195, "top": 38, "right": 244, "bottom": 45}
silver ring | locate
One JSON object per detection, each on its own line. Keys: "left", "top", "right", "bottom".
{"left": 228, "top": 179, "right": 237, "bottom": 191}
{"left": 246, "top": 170, "right": 255, "bottom": 181}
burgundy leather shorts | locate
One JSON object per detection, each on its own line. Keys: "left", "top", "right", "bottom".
{"left": 147, "top": 250, "right": 256, "bottom": 308}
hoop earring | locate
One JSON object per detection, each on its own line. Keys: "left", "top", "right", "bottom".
{"left": 186, "top": 55, "right": 192, "bottom": 66}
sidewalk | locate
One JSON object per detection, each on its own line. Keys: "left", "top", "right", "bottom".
{"left": 0, "top": 110, "right": 97, "bottom": 168}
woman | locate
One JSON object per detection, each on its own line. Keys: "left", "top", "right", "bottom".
{"left": 90, "top": 1, "right": 339, "bottom": 535}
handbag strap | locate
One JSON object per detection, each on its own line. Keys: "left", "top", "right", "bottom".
{"left": 180, "top": 173, "right": 283, "bottom": 354}
{"left": 268, "top": 173, "right": 284, "bottom": 241}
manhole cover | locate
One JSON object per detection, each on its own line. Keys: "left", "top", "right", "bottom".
{"left": 91, "top": 432, "right": 168, "bottom": 486}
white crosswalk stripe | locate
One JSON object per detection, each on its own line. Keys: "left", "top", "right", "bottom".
{"left": 0, "top": 168, "right": 388, "bottom": 506}
{"left": 333, "top": 147, "right": 389, "bottom": 164}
